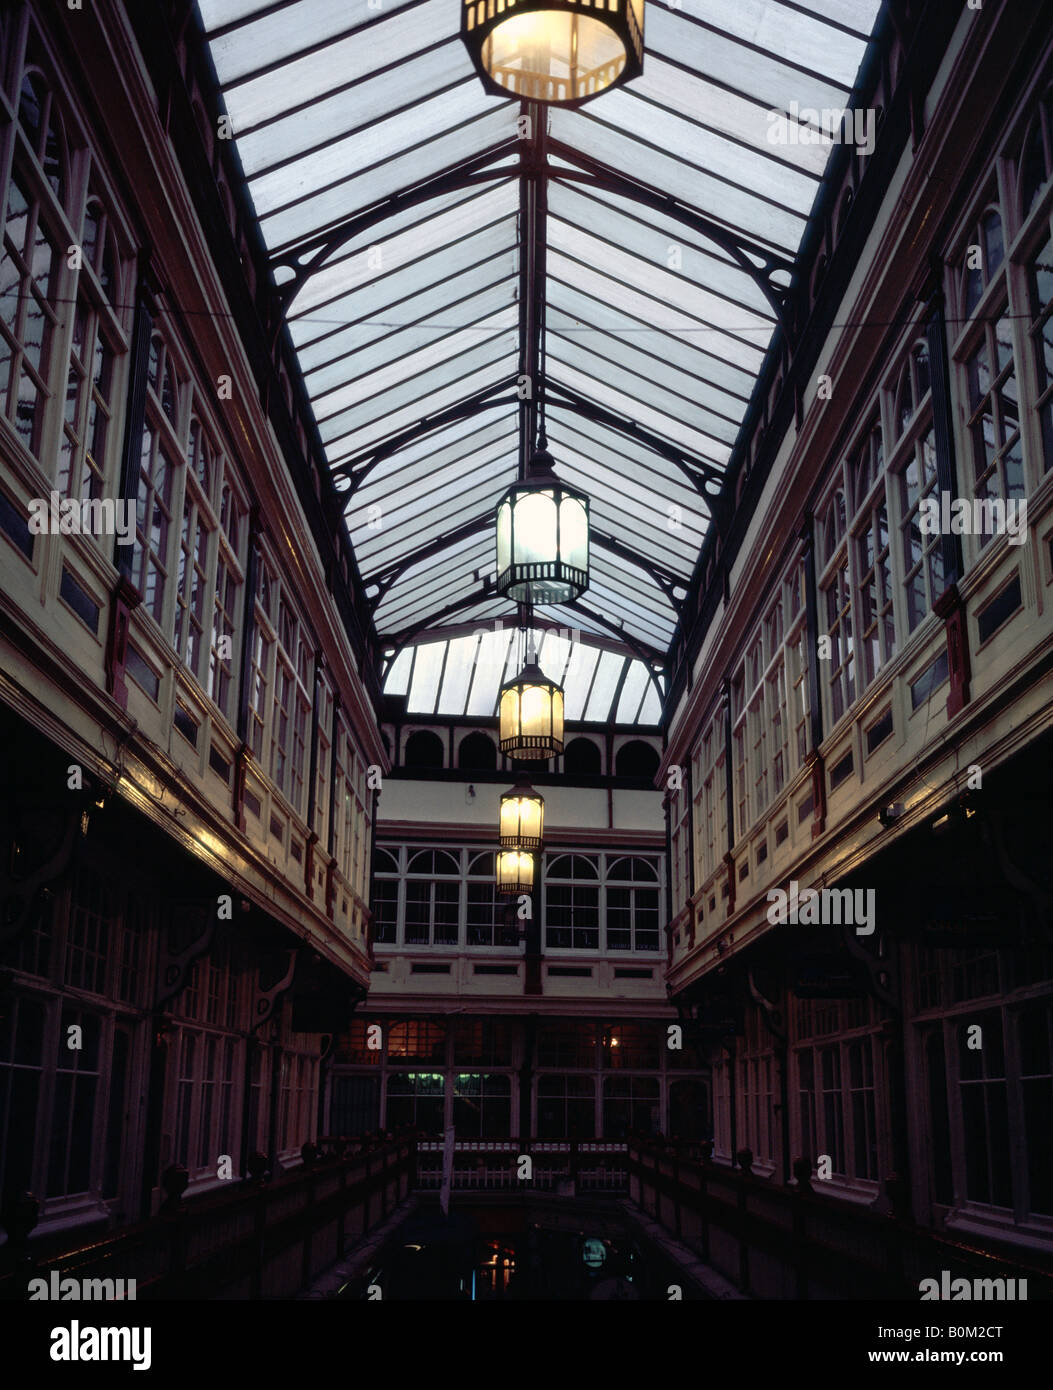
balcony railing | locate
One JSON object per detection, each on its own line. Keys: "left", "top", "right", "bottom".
{"left": 627, "top": 1140, "right": 1053, "bottom": 1299}
{"left": 0, "top": 1136, "right": 413, "bottom": 1301}
{"left": 414, "top": 1139, "right": 629, "bottom": 1194}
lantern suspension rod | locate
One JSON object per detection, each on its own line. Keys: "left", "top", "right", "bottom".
{"left": 518, "top": 601, "right": 537, "bottom": 665}
{"left": 518, "top": 99, "right": 549, "bottom": 479}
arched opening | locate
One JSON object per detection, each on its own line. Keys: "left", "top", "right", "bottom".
{"left": 457, "top": 731, "right": 497, "bottom": 771}
{"left": 615, "top": 740, "right": 660, "bottom": 780}
{"left": 564, "top": 736, "right": 602, "bottom": 776}
{"left": 403, "top": 729, "right": 444, "bottom": 770}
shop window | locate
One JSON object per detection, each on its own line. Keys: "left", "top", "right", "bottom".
{"left": 537, "top": 1074, "right": 594, "bottom": 1139}
{"left": 603, "top": 1075, "right": 659, "bottom": 1138}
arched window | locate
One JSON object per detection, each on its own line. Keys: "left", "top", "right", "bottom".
{"left": 961, "top": 206, "right": 1005, "bottom": 317}
{"left": 912, "top": 341, "right": 930, "bottom": 401}
{"left": 188, "top": 418, "right": 215, "bottom": 494}
{"left": 614, "top": 740, "right": 660, "bottom": 780}
{"left": 544, "top": 854, "right": 599, "bottom": 950}
{"left": 404, "top": 729, "right": 444, "bottom": 770}
{"left": 80, "top": 195, "right": 122, "bottom": 306}
{"left": 607, "top": 856, "right": 659, "bottom": 882}
{"left": 894, "top": 362, "right": 913, "bottom": 435}
{"left": 1026, "top": 228, "right": 1053, "bottom": 474}
{"left": 405, "top": 848, "right": 460, "bottom": 946}
{"left": 606, "top": 856, "right": 660, "bottom": 952}
{"left": 173, "top": 421, "right": 217, "bottom": 683}
{"left": 821, "top": 488, "right": 847, "bottom": 566}
{"left": 1018, "top": 95, "right": 1053, "bottom": 223}
{"left": 18, "top": 69, "right": 69, "bottom": 208}
{"left": 466, "top": 850, "right": 516, "bottom": 947}
{"left": 564, "top": 736, "right": 601, "bottom": 776}
{"left": 372, "top": 848, "right": 399, "bottom": 945}
{"left": 457, "top": 731, "right": 496, "bottom": 771}
{"left": 547, "top": 854, "right": 598, "bottom": 880}
{"left": 0, "top": 174, "right": 61, "bottom": 459}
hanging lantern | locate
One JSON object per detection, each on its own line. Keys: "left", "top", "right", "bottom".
{"left": 496, "top": 449, "right": 589, "bottom": 606}
{"left": 500, "top": 776, "right": 545, "bottom": 850}
{"left": 461, "top": 0, "right": 644, "bottom": 106}
{"left": 498, "top": 660, "right": 564, "bottom": 759}
{"left": 496, "top": 848, "right": 536, "bottom": 895}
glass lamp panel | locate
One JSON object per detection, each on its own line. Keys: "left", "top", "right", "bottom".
{"left": 520, "top": 682, "right": 552, "bottom": 739}
{"left": 499, "top": 796, "right": 519, "bottom": 842}
{"left": 520, "top": 795, "right": 543, "bottom": 842}
{"left": 551, "top": 687, "right": 565, "bottom": 745}
{"left": 496, "top": 497, "right": 513, "bottom": 574}
{"left": 514, "top": 490, "right": 559, "bottom": 566}
{"left": 485, "top": 13, "right": 626, "bottom": 98}
{"left": 497, "top": 849, "right": 535, "bottom": 893}
{"left": 559, "top": 494, "right": 589, "bottom": 572}
{"left": 502, "top": 792, "right": 544, "bottom": 844}
{"left": 499, "top": 686, "right": 521, "bottom": 744}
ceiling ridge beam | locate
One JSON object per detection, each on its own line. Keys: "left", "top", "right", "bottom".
{"left": 545, "top": 380, "right": 725, "bottom": 492}
{"left": 369, "top": 512, "right": 493, "bottom": 592}
{"left": 592, "top": 530, "right": 686, "bottom": 605}
{"left": 332, "top": 378, "right": 519, "bottom": 486}
{"left": 546, "top": 140, "right": 796, "bottom": 331}
{"left": 272, "top": 144, "right": 520, "bottom": 303}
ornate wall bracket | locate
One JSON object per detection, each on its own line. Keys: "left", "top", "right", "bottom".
{"left": 252, "top": 948, "right": 298, "bottom": 1031}
{"left": 748, "top": 963, "right": 787, "bottom": 1043}
{"left": 841, "top": 923, "right": 900, "bottom": 1012}
{"left": 0, "top": 804, "right": 80, "bottom": 951}
{"left": 156, "top": 900, "right": 217, "bottom": 1007}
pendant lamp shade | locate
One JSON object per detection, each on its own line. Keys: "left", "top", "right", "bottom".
{"left": 461, "top": 0, "right": 644, "bottom": 106}
{"left": 496, "top": 449, "right": 589, "bottom": 606}
{"left": 498, "top": 660, "right": 565, "bottom": 759}
{"left": 500, "top": 776, "right": 545, "bottom": 850}
{"left": 496, "top": 848, "right": 536, "bottom": 895}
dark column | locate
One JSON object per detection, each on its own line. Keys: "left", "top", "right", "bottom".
{"left": 365, "top": 780, "right": 380, "bottom": 954}
{"left": 524, "top": 881, "right": 542, "bottom": 995}
{"left": 685, "top": 756, "right": 696, "bottom": 899}
{"left": 924, "top": 262, "right": 972, "bottom": 715}
{"left": 519, "top": 1015, "right": 537, "bottom": 1139}
{"left": 138, "top": 1016, "right": 170, "bottom": 1219}
{"left": 233, "top": 511, "right": 261, "bottom": 832}
{"left": 114, "top": 263, "right": 154, "bottom": 581}
{"left": 266, "top": 1002, "right": 285, "bottom": 1173}
{"left": 235, "top": 510, "right": 261, "bottom": 748}
{"left": 663, "top": 791, "right": 676, "bottom": 956}
{"left": 304, "top": 653, "right": 322, "bottom": 898}
{"left": 923, "top": 259, "right": 964, "bottom": 586}
{"left": 800, "top": 520, "right": 827, "bottom": 836}
{"left": 105, "top": 264, "right": 153, "bottom": 710}
{"left": 325, "top": 697, "right": 341, "bottom": 918}
{"left": 721, "top": 678, "right": 736, "bottom": 911}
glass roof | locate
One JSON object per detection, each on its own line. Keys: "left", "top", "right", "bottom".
{"left": 384, "top": 626, "right": 664, "bottom": 727}
{"left": 198, "top": 0, "right": 882, "bottom": 698}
